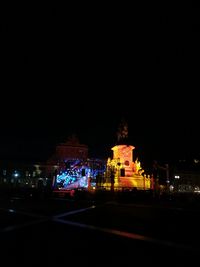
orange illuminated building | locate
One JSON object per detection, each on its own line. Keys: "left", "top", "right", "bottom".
{"left": 104, "top": 120, "right": 151, "bottom": 190}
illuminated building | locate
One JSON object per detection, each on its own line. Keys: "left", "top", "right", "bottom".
{"left": 172, "top": 159, "right": 200, "bottom": 193}
{"left": 47, "top": 134, "right": 88, "bottom": 166}
{"left": 103, "top": 120, "right": 151, "bottom": 190}
{"left": 0, "top": 136, "right": 105, "bottom": 192}
{"left": 45, "top": 135, "right": 89, "bottom": 178}
{"left": 55, "top": 158, "right": 105, "bottom": 190}
{"left": 50, "top": 135, "right": 106, "bottom": 190}
{"left": 104, "top": 144, "right": 151, "bottom": 190}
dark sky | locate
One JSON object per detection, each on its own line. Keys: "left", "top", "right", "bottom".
{"left": 0, "top": 5, "right": 199, "bottom": 166}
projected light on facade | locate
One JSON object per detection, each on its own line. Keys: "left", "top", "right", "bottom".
{"left": 55, "top": 159, "right": 105, "bottom": 190}
{"left": 104, "top": 144, "right": 151, "bottom": 190}
{"left": 103, "top": 120, "right": 151, "bottom": 190}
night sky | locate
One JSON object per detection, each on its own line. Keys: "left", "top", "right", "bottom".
{"left": 0, "top": 5, "right": 199, "bottom": 167}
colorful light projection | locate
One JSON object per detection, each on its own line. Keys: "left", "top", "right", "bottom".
{"left": 55, "top": 159, "right": 105, "bottom": 190}
{"left": 105, "top": 145, "right": 151, "bottom": 190}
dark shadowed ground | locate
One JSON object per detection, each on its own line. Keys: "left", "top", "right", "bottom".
{"left": 0, "top": 189, "right": 200, "bottom": 266}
